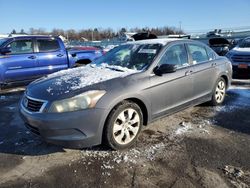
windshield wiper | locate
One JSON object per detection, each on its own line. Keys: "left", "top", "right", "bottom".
{"left": 105, "top": 66, "right": 125, "bottom": 72}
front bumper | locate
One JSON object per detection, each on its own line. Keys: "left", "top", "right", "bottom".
{"left": 19, "top": 104, "right": 108, "bottom": 149}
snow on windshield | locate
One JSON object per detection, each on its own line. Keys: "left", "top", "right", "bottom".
{"left": 92, "top": 43, "right": 162, "bottom": 71}
{"left": 41, "top": 64, "right": 139, "bottom": 95}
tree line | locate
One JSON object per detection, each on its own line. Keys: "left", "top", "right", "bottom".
{"left": 11, "top": 26, "right": 184, "bottom": 41}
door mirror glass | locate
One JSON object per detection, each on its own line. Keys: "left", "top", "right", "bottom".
{"left": 0, "top": 47, "right": 11, "bottom": 55}
{"left": 154, "top": 64, "right": 177, "bottom": 76}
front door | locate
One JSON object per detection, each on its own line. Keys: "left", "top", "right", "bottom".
{"left": 2, "top": 39, "right": 39, "bottom": 83}
{"left": 149, "top": 43, "right": 194, "bottom": 119}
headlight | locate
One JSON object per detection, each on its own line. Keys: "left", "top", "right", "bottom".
{"left": 49, "top": 90, "right": 106, "bottom": 113}
{"left": 225, "top": 51, "right": 232, "bottom": 60}
{"left": 223, "top": 46, "right": 229, "bottom": 51}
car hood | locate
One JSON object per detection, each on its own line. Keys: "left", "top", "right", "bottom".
{"left": 230, "top": 47, "right": 250, "bottom": 54}
{"left": 209, "top": 37, "right": 230, "bottom": 46}
{"left": 27, "top": 64, "right": 139, "bottom": 101}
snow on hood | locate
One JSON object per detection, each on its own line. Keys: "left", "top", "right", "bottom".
{"left": 37, "top": 64, "right": 139, "bottom": 96}
{"left": 233, "top": 47, "right": 250, "bottom": 52}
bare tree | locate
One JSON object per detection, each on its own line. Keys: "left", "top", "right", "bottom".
{"left": 26, "top": 26, "right": 185, "bottom": 40}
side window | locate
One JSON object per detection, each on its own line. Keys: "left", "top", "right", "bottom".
{"left": 7, "top": 40, "right": 33, "bottom": 54}
{"left": 206, "top": 47, "right": 216, "bottom": 60}
{"left": 37, "top": 39, "right": 60, "bottom": 52}
{"left": 159, "top": 44, "right": 189, "bottom": 68}
{"left": 187, "top": 44, "right": 209, "bottom": 64}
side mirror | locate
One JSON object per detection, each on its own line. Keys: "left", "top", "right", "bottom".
{"left": 153, "top": 64, "right": 177, "bottom": 76}
{"left": 0, "top": 47, "right": 11, "bottom": 55}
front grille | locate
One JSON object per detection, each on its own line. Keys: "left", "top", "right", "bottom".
{"left": 231, "top": 54, "right": 250, "bottom": 63}
{"left": 23, "top": 96, "right": 45, "bottom": 112}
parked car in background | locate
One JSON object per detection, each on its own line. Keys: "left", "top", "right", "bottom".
{"left": 230, "top": 38, "right": 243, "bottom": 49}
{"left": 131, "top": 32, "right": 157, "bottom": 41}
{"left": 208, "top": 37, "right": 230, "bottom": 56}
{"left": 0, "top": 36, "right": 103, "bottom": 89}
{"left": 103, "top": 45, "right": 118, "bottom": 53}
{"left": 226, "top": 37, "right": 250, "bottom": 78}
{"left": 20, "top": 39, "right": 232, "bottom": 150}
{"left": 68, "top": 46, "right": 104, "bottom": 52}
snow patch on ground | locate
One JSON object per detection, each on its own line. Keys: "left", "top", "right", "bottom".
{"left": 0, "top": 95, "right": 6, "bottom": 100}
{"left": 0, "top": 87, "right": 25, "bottom": 95}
{"left": 80, "top": 142, "right": 167, "bottom": 168}
{"left": 229, "top": 86, "right": 250, "bottom": 90}
{"left": 79, "top": 119, "right": 213, "bottom": 171}
{"left": 175, "top": 122, "right": 193, "bottom": 135}
{"left": 172, "top": 120, "right": 212, "bottom": 138}
{"left": 216, "top": 106, "right": 236, "bottom": 113}
{"left": 4, "top": 106, "right": 16, "bottom": 111}
{"left": 216, "top": 87, "right": 250, "bottom": 113}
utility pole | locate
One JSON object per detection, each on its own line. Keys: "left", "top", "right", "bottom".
{"left": 179, "top": 21, "right": 182, "bottom": 31}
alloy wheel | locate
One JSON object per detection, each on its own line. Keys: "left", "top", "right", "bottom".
{"left": 112, "top": 108, "right": 140, "bottom": 145}
{"left": 215, "top": 80, "right": 226, "bottom": 103}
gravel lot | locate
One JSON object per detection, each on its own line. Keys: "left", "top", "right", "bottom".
{"left": 0, "top": 79, "right": 249, "bottom": 188}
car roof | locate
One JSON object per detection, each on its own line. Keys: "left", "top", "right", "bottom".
{"left": 9, "top": 35, "right": 58, "bottom": 39}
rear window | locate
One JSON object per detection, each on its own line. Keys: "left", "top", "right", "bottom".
{"left": 206, "top": 47, "right": 216, "bottom": 60}
{"left": 37, "top": 39, "right": 60, "bottom": 52}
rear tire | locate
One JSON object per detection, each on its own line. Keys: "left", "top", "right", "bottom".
{"left": 209, "top": 77, "right": 226, "bottom": 106}
{"left": 103, "top": 101, "right": 143, "bottom": 150}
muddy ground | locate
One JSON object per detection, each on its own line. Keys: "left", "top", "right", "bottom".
{"left": 0, "top": 79, "right": 249, "bottom": 188}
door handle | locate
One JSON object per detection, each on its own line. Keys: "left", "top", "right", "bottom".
{"left": 211, "top": 62, "right": 217, "bottom": 67}
{"left": 57, "top": 54, "right": 64, "bottom": 57}
{"left": 28, "top": 55, "right": 36, "bottom": 59}
{"left": 185, "top": 70, "right": 193, "bottom": 76}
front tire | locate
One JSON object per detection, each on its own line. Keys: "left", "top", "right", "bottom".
{"left": 103, "top": 101, "right": 143, "bottom": 150}
{"left": 209, "top": 77, "right": 226, "bottom": 106}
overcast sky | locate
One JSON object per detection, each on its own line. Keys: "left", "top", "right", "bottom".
{"left": 0, "top": 0, "right": 250, "bottom": 34}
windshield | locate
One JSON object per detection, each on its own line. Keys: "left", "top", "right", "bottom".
{"left": 92, "top": 43, "right": 162, "bottom": 71}
{"left": 0, "top": 38, "right": 8, "bottom": 47}
{"left": 238, "top": 38, "right": 250, "bottom": 48}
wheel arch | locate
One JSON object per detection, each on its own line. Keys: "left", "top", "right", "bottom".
{"left": 103, "top": 97, "right": 149, "bottom": 127}
{"left": 220, "top": 74, "right": 229, "bottom": 89}
{"left": 75, "top": 59, "right": 92, "bottom": 66}
{"left": 124, "top": 98, "right": 149, "bottom": 126}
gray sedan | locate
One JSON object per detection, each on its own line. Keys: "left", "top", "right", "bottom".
{"left": 19, "top": 39, "right": 232, "bottom": 150}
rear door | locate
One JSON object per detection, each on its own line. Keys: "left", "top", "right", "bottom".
{"left": 149, "top": 43, "right": 194, "bottom": 118}
{"left": 2, "top": 38, "right": 39, "bottom": 83}
{"left": 186, "top": 43, "right": 217, "bottom": 100}
{"left": 35, "top": 38, "right": 68, "bottom": 76}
